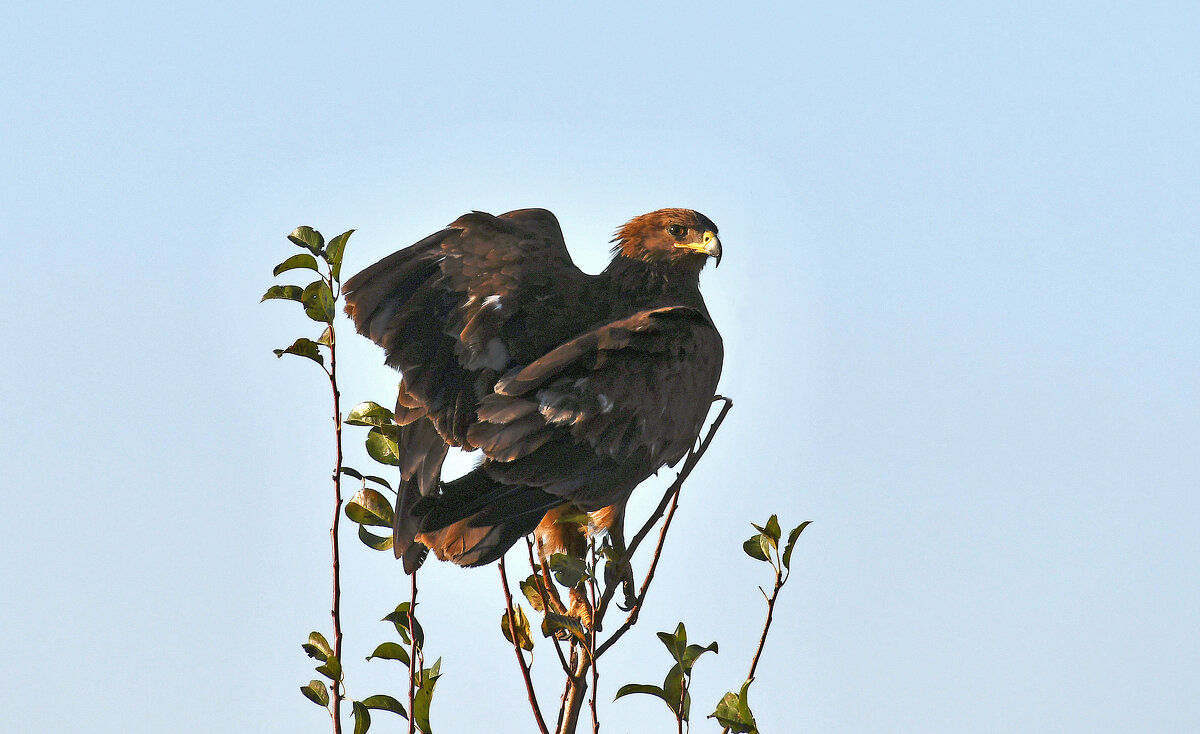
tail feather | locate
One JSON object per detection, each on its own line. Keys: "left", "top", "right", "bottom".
{"left": 411, "top": 465, "right": 562, "bottom": 567}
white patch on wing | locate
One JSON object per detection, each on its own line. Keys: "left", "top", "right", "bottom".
{"left": 597, "top": 393, "right": 613, "bottom": 414}
{"left": 461, "top": 336, "right": 509, "bottom": 370}
{"left": 482, "top": 295, "right": 502, "bottom": 310}
{"left": 480, "top": 337, "right": 509, "bottom": 369}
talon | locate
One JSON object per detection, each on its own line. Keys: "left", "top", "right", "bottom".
{"left": 621, "top": 575, "right": 637, "bottom": 611}
{"left": 606, "top": 557, "right": 638, "bottom": 611}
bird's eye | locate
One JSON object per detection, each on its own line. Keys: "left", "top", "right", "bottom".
{"left": 667, "top": 225, "right": 688, "bottom": 239}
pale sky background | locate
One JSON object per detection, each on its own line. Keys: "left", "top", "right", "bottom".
{"left": 4, "top": 2, "right": 1198, "bottom": 733}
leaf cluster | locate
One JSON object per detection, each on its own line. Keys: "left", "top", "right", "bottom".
{"left": 742, "top": 515, "right": 810, "bottom": 578}
{"left": 374, "top": 602, "right": 440, "bottom": 734}
{"left": 300, "top": 631, "right": 408, "bottom": 733}
{"left": 262, "top": 226, "right": 354, "bottom": 370}
{"left": 614, "top": 622, "right": 718, "bottom": 724}
{"left": 342, "top": 402, "right": 403, "bottom": 551}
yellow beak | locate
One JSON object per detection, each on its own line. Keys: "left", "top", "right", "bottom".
{"left": 675, "top": 231, "right": 722, "bottom": 266}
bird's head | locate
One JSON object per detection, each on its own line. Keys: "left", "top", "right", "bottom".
{"left": 611, "top": 209, "right": 722, "bottom": 269}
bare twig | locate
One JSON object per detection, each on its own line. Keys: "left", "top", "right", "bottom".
{"left": 526, "top": 539, "right": 572, "bottom": 673}
{"left": 745, "top": 565, "right": 785, "bottom": 685}
{"left": 327, "top": 306, "right": 344, "bottom": 734}
{"left": 407, "top": 572, "right": 418, "bottom": 734}
{"left": 588, "top": 542, "right": 600, "bottom": 734}
{"left": 558, "top": 646, "right": 589, "bottom": 734}
{"left": 593, "top": 487, "right": 681, "bottom": 659}
{"left": 594, "top": 397, "right": 733, "bottom": 632}
{"left": 499, "top": 558, "right": 552, "bottom": 734}
{"left": 592, "top": 397, "right": 733, "bottom": 659}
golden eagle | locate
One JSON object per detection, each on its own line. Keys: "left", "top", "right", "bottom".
{"left": 344, "top": 208, "right": 723, "bottom": 573}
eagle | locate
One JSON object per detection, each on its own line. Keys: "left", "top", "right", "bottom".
{"left": 343, "top": 208, "right": 723, "bottom": 574}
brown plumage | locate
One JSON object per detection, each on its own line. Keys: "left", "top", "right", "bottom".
{"left": 343, "top": 208, "right": 724, "bottom": 572}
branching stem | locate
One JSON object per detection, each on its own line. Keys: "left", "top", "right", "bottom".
{"left": 746, "top": 565, "right": 784, "bottom": 685}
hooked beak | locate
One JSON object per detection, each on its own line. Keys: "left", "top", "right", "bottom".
{"left": 703, "top": 231, "right": 722, "bottom": 267}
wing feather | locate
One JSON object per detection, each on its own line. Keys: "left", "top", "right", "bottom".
{"left": 344, "top": 208, "right": 597, "bottom": 447}
{"left": 469, "top": 307, "right": 722, "bottom": 507}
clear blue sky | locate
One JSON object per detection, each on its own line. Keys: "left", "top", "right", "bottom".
{"left": 4, "top": 2, "right": 1197, "bottom": 732}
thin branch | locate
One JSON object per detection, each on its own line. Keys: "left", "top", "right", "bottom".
{"left": 745, "top": 565, "right": 785, "bottom": 685}
{"left": 591, "top": 397, "right": 733, "bottom": 659}
{"left": 594, "top": 397, "right": 733, "bottom": 630}
{"left": 593, "top": 485, "right": 681, "bottom": 659}
{"left": 558, "top": 646, "right": 589, "bottom": 734}
{"left": 327, "top": 321, "right": 344, "bottom": 734}
{"left": 527, "top": 538, "right": 571, "bottom": 674}
{"left": 407, "top": 572, "right": 418, "bottom": 734}
{"left": 587, "top": 541, "right": 600, "bottom": 734}
{"left": 499, "top": 558, "right": 552, "bottom": 734}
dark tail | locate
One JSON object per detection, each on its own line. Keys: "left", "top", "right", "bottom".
{"left": 412, "top": 465, "right": 562, "bottom": 567}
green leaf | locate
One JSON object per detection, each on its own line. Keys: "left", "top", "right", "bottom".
{"left": 302, "top": 631, "right": 334, "bottom": 661}
{"left": 365, "top": 426, "right": 400, "bottom": 466}
{"left": 783, "top": 520, "right": 812, "bottom": 571}
{"left": 326, "top": 229, "right": 354, "bottom": 282}
{"left": 541, "top": 612, "right": 587, "bottom": 643}
{"left": 737, "top": 680, "right": 756, "bottom": 730}
{"left": 383, "top": 603, "right": 423, "bottom": 647}
{"left": 709, "top": 681, "right": 757, "bottom": 733}
{"left": 500, "top": 605, "right": 535, "bottom": 651}
{"left": 682, "top": 640, "right": 719, "bottom": 672}
{"left": 549, "top": 553, "right": 588, "bottom": 588}
{"left": 274, "top": 253, "right": 320, "bottom": 277}
{"left": 742, "top": 534, "right": 770, "bottom": 562}
{"left": 261, "top": 284, "right": 304, "bottom": 303}
{"left": 302, "top": 279, "right": 336, "bottom": 323}
{"left": 346, "top": 487, "right": 394, "bottom": 527}
{"left": 340, "top": 466, "right": 364, "bottom": 481}
{"left": 316, "top": 654, "right": 342, "bottom": 682}
{"left": 519, "top": 575, "right": 546, "bottom": 613}
{"left": 764, "top": 514, "right": 781, "bottom": 543}
{"left": 346, "top": 401, "right": 396, "bottom": 427}
{"left": 363, "top": 474, "right": 393, "bottom": 491}
{"left": 273, "top": 337, "right": 325, "bottom": 367}
{"left": 289, "top": 226, "right": 324, "bottom": 254}
{"left": 414, "top": 659, "right": 441, "bottom": 734}
{"left": 318, "top": 325, "right": 334, "bottom": 346}
{"left": 657, "top": 622, "right": 687, "bottom": 664}
{"left": 301, "top": 679, "right": 330, "bottom": 707}
{"left": 613, "top": 683, "right": 667, "bottom": 703}
{"left": 352, "top": 701, "right": 371, "bottom": 734}
{"left": 357, "top": 524, "right": 393, "bottom": 551}
{"left": 663, "top": 663, "right": 686, "bottom": 718}
{"left": 361, "top": 694, "right": 407, "bottom": 718}
{"left": 366, "top": 641, "right": 410, "bottom": 666}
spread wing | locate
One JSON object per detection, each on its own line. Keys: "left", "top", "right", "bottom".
{"left": 344, "top": 208, "right": 597, "bottom": 446}
{"left": 342, "top": 209, "right": 600, "bottom": 569}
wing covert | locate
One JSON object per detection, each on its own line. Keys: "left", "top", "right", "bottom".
{"left": 469, "top": 307, "right": 723, "bottom": 506}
